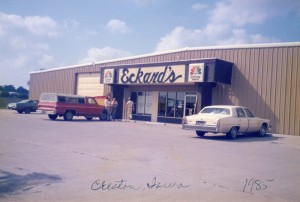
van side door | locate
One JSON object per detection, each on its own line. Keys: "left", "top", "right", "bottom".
{"left": 86, "top": 97, "right": 101, "bottom": 116}
{"left": 77, "top": 98, "right": 86, "bottom": 115}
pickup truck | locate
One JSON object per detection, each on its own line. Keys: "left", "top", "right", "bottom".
{"left": 38, "top": 93, "right": 107, "bottom": 121}
{"left": 9, "top": 100, "right": 38, "bottom": 114}
{"left": 182, "top": 105, "right": 271, "bottom": 139}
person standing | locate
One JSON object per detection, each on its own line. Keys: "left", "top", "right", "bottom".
{"left": 104, "top": 96, "right": 111, "bottom": 121}
{"left": 126, "top": 97, "right": 134, "bottom": 121}
{"left": 111, "top": 98, "right": 118, "bottom": 121}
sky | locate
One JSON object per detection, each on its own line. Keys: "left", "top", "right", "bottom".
{"left": 0, "top": 0, "right": 300, "bottom": 89}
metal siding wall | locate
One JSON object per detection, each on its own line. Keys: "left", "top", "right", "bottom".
{"left": 286, "top": 48, "right": 294, "bottom": 135}
{"left": 209, "top": 46, "right": 299, "bottom": 135}
{"left": 29, "top": 45, "right": 300, "bottom": 135}
{"left": 295, "top": 47, "right": 300, "bottom": 136}
{"left": 280, "top": 48, "right": 288, "bottom": 134}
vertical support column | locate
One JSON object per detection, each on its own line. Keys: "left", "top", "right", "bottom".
{"left": 197, "top": 83, "right": 214, "bottom": 110}
{"left": 196, "top": 91, "right": 202, "bottom": 113}
{"left": 151, "top": 91, "right": 159, "bottom": 122}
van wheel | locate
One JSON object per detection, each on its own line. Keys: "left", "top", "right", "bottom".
{"left": 99, "top": 111, "right": 107, "bottom": 120}
{"left": 226, "top": 127, "right": 238, "bottom": 139}
{"left": 64, "top": 111, "right": 74, "bottom": 121}
{"left": 17, "top": 110, "right": 23, "bottom": 114}
{"left": 196, "top": 131, "right": 205, "bottom": 137}
{"left": 48, "top": 114, "right": 58, "bottom": 120}
{"left": 258, "top": 124, "right": 267, "bottom": 137}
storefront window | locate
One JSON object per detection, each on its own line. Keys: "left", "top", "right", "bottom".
{"left": 145, "top": 92, "right": 152, "bottom": 115}
{"left": 158, "top": 92, "right": 167, "bottom": 116}
{"left": 158, "top": 91, "right": 196, "bottom": 118}
{"left": 167, "top": 92, "right": 176, "bottom": 117}
{"left": 131, "top": 91, "right": 152, "bottom": 115}
{"left": 176, "top": 92, "right": 184, "bottom": 117}
{"left": 137, "top": 92, "right": 145, "bottom": 114}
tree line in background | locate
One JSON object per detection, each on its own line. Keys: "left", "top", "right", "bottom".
{"left": 0, "top": 85, "right": 29, "bottom": 98}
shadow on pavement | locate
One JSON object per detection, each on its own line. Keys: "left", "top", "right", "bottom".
{"left": 192, "top": 133, "right": 284, "bottom": 143}
{"left": 0, "top": 170, "right": 62, "bottom": 196}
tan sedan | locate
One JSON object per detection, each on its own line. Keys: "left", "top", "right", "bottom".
{"left": 182, "top": 105, "right": 271, "bottom": 139}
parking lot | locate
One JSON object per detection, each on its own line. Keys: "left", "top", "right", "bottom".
{"left": 0, "top": 109, "right": 300, "bottom": 201}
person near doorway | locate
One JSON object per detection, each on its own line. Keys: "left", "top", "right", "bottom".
{"left": 126, "top": 97, "right": 134, "bottom": 121}
{"left": 111, "top": 98, "right": 118, "bottom": 121}
{"left": 104, "top": 96, "right": 111, "bottom": 121}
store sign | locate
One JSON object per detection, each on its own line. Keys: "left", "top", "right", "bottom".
{"left": 104, "top": 69, "right": 114, "bottom": 84}
{"left": 188, "top": 63, "right": 205, "bottom": 82}
{"left": 119, "top": 65, "right": 185, "bottom": 84}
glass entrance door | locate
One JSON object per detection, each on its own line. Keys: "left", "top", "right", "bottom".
{"left": 184, "top": 95, "right": 197, "bottom": 116}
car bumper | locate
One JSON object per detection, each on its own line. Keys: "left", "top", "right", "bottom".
{"left": 182, "top": 124, "right": 219, "bottom": 133}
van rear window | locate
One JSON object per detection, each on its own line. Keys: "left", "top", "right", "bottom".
{"left": 41, "top": 94, "right": 57, "bottom": 102}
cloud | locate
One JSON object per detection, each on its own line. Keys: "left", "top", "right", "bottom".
{"left": 0, "top": 12, "right": 59, "bottom": 87}
{"left": 0, "top": 12, "right": 59, "bottom": 37}
{"left": 156, "top": 27, "right": 207, "bottom": 51}
{"left": 155, "top": 0, "right": 300, "bottom": 51}
{"left": 192, "top": 3, "right": 208, "bottom": 10}
{"left": 63, "top": 19, "right": 79, "bottom": 30}
{"left": 106, "top": 19, "right": 131, "bottom": 34}
{"left": 79, "top": 47, "right": 133, "bottom": 63}
{"left": 38, "top": 55, "right": 55, "bottom": 66}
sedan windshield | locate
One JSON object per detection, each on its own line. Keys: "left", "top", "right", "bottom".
{"left": 200, "top": 108, "right": 230, "bottom": 115}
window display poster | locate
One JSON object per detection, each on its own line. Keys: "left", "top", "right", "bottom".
{"left": 137, "top": 92, "right": 145, "bottom": 114}
{"left": 145, "top": 92, "right": 152, "bottom": 114}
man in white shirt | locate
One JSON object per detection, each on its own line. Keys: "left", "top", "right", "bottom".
{"left": 126, "top": 97, "right": 134, "bottom": 121}
{"left": 104, "top": 96, "right": 111, "bottom": 121}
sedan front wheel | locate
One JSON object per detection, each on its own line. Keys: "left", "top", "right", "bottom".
{"left": 258, "top": 124, "right": 267, "bottom": 137}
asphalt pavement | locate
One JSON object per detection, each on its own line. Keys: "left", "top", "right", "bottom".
{"left": 0, "top": 109, "right": 300, "bottom": 201}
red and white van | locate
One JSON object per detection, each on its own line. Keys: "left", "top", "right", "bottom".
{"left": 38, "top": 93, "right": 107, "bottom": 121}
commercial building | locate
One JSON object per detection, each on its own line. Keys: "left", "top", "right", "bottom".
{"left": 30, "top": 42, "right": 300, "bottom": 136}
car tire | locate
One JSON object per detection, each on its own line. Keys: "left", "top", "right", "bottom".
{"left": 24, "top": 108, "right": 31, "bottom": 114}
{"left": 17, "top": 110, "right": 23, "bottom": 114}
{"left": 48, "top": 114, "right": 58, "bottom": 120}
{"left": 226, "top": 127, "right": 238, "bottom": 139}
{"left": 258, "top": 124, "right": 267, "bottom": 137}
{"left": 196, "top": 131, "right": 205, "bottom": 137}
{"left": 64, "top": 111, "right": 74, "bottom": 121}
{"left": 99, "top": 111, "right": 107, "bottom": 120}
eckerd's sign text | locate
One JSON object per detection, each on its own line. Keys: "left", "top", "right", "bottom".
{"left": 119, "top": 66, "right": 185, "bottom": 84}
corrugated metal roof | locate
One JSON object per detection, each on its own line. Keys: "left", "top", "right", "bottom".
{"left": 30, "top": 42, "right": 300, "bottom": 74}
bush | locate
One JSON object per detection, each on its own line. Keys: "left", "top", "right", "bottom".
{"left": 0, "top": 91, "right": 9, "bottom": 97}
{"left": 0, "top": 97, "right": 23, "bottom": 109}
